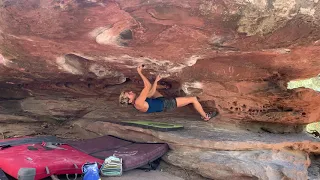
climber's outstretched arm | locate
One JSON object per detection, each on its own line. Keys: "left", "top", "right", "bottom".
{"left": 135, "top": 66, "right": 151, "bottom": 108}
{"left": 148, "top": 75, "right": 162, "bottom": 98}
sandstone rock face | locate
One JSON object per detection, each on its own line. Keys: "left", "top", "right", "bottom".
{"left": 0, "top": 0, "right": 320, "bottom": 124}
{"left": 164, "top": 149, "right": 309, "bottom": 180}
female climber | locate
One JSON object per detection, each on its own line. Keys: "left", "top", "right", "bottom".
{"left": 119, "top": 65, "right": 218, "bottom": 121}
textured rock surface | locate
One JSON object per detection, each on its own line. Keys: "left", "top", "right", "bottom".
{"left": 0, "top": 0, "right": 320, "bottom": 179}
{"left": 74, "top": 119, "right": 320, "bottom": 153}
{"left": 0, "top": 0, "right": 320, "bottom": 124}
{"left": 164, "top": 149, "right": 309, "bottom": 180}
{"left": 0, "top": 91, "right": 318, "bottom": 179}
{"left": 74, "top": 118, "right": 318, "bottom": 180}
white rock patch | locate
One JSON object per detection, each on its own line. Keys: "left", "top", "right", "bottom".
{"left": 95, "top": 28, "right": 118, "bottom": 45}
{"left": 89, "top": 26, "right": 120, "bottom": 46}
{"left": 102, "top": 54, "right": 189, "bottom": 74}
{"left": 89, "top": 63, "right": 125, "bottom": 79}
{"left": 182, "top": 81, "right": 203, "bottom": 95}
{"left": 64, "top": 53, "right": 202, "bottom": 78}
{"left": 0, "top": 54, "right": 13, "bottom": 67}
{"left": 185, "top": 55, "right": 202, "bottom": 67}
{"left": 56, "top": 56, "right": 83, "bottom": 75}
{"left": 300, "top": 7, "right": 316, "bottom": 16}
{"left": 89, "top": 26, "right": 111, "bottom": 39}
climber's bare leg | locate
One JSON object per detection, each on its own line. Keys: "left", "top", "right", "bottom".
{"left": 175, "top": 97, "right": 210, "bottom": 120}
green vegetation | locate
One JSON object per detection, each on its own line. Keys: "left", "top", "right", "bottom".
{"left": 287, "top": 75, "right": 320, "bottom": 133}
{"left": 306, "top": 122, "right": 320, "bottom": 133}
{"left": 287, "top": 75, "right": 320, "bottom": 91}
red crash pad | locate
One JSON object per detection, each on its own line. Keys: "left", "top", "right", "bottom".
{"left": 0, "top": 135, "right": 169, "bottom": 179}
{"left": 0, "top": 143, "right": 103, "bottom": 180}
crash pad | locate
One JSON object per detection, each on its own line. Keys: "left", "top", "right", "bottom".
{"left": 68, "top": 135, "right": 169, "bottom": 171}
{"left": 0, "top": 137, "right": 103, "bottom": 180}
{"left": 121, "top": 121, "right": 184, "bottom": 131}
{"left": 0, "top": 135, "right": 169, "bottom": 179}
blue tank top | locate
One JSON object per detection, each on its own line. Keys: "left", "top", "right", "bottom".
{"left": 145, "top": 98, "right": 164, "bottom": 113}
